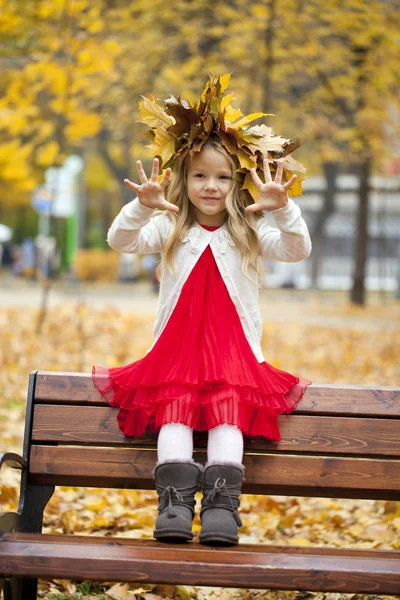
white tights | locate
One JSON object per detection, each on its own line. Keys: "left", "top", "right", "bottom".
{"left": 157, "top": 422, "right": 244, "bottom": 465}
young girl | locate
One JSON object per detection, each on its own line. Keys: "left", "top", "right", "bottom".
{"left": 93, "top": 76, "right": 312, "bottom": 547}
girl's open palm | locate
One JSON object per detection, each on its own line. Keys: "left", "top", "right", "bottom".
{"left": 245, "top": 158, "right": 297, "bottom": 213}
{"left": 124, "top": 158, "right": 178, "bottom": 213}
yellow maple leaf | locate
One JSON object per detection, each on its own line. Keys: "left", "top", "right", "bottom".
{"left": 225, "top": 105, "right": 243, "bottom": 124}
{"left": 220, "top": 92, "right": 235, "bottom": 112}
{"left": 219, "top": 72, "right": 231, "bottom": 93}
{"left": 139, "top": 96, "right": 175, "bottom": 130}
{"left": 287, "top": 173, "right": 304, "bottom": 197}
{"left": 156, "top": 169, "right": 170, "bottom": 184}
{"left": 237, "top": 149, "right": 257, "bottom": 170}
{"left": 199, "top": 77, "right": 212, "bottom": 103}
{"left": 241, "top": 171, "right": 261, "bottom": 202}
{"left": 150, "top": 128, "right": 176, "bottom": 167}
{"left": 229, "top": 112, "right": 270, "bottom": 130}
{"left": 283, "top": 152, "right": 307, "bottom": 174}
{"left": 244, "top": 134, "right": 289, "bottom": 156}
{"left": 243, "top": 124, "right": 275, "bottom": 139}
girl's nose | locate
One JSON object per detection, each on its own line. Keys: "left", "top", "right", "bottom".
{"left": 205, "top": 180, "right": 218, "bottom": 190}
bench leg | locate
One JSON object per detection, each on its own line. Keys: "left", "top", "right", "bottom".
{"left": 0, "top": 576, "right": 38, "bottom": 600}
{"left": 17, "top": 483, "right": 55, "bottom": 600}
{"left": 3, "top": 577, "right": 22, "bottom": 600}
{"left": 0, "top": 512, "right": 23, "bottom": 599}
{"left": 20, "top": 483, "right": 55, "bottom": 533}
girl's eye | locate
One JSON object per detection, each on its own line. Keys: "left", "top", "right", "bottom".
{"left": 220, "top": 175, "right": 231, "bottom": 180}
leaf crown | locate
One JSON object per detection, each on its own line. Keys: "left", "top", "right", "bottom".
{"left": 138, "top": 73, "right": 306, "bottom": 202}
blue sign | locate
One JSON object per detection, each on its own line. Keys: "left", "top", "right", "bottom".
{"left": 31, "top": 185, "right": 54, "bottom": 214}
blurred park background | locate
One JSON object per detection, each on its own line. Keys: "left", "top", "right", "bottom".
{"left": 0, "top": 0, "right": 400, "bottom": 303}
{"left": 1, "top": 1, "right": 400, "bottom": 599}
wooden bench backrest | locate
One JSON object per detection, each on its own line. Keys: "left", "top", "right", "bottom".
{"left": 27, "top": 371, "right": 400, "bottom": 500}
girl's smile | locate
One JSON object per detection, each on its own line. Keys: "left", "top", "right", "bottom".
{"left": 187, "top": 147, "right": 233, "bottom": 226}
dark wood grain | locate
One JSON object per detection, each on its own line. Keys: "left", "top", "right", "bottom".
{"left": 33, "top": 372, "right": 400, "bottom": 417}
{"left": 31, "top": 404, "right": 400, "bottom": 457}
{"left": 1, "top": 533, "right": 399, "bottom": 593}
{"left": 5, "top": 532, "right": 399, "bottom": 559}
{"left": 29, "top": 445, "right": 400, "bottom": 499}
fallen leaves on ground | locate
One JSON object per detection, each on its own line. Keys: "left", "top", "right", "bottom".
{"left": 0, "top": 290, "right": 399, "bottom": 600}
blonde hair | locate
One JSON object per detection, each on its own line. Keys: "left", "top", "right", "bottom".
{"left": 157, "top": 137, "right": 264, "bottom": 286}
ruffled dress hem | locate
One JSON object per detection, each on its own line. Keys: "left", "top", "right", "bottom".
{"left": 93, "top": 365, "right": 311, "bottom": 441}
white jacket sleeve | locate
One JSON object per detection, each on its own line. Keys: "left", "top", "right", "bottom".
{"left": 107, "top": 198, "right": 165, "bottom": 254}
{"left": 257, "top": 198, "right": 312, "bottom": 262}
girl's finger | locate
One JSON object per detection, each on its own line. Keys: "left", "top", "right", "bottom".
{"left": 163, "top": 200, "right": 179, "bottom": 213}
{"left": 283, "top": 174, "right": 297, "bottom": 190}
{"left": 263, "top": 158, "right": 273, "bottom": 183}
{"left": 250, "top": 169, "right": 263, "bottom": 186}
{"left": 151, "top": 158, "right": 160, "bottom": 182}
{"left": 124, "top": 178, "right": 140, "bottom": 191}
{"left": 274, "top": 159, "right": 284, "bottom": 184}
{"left": 245, "top": 202, "right": 262, "bottom": 214}
{"left": 136, "top": 160, "right": 148, "bottom": 184}
{"left": 159, "top": 168, "right": 172, "bottom": 189}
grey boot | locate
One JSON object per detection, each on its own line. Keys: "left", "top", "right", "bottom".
{"left": 153, "top": 461, "right": 203, "bottom": 542}
{"left": 199, "top": 462, "right": 244, "bottom": 546}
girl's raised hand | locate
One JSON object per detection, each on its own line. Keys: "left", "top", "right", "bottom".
{"left": 245, "top": 158, "right": 297, "bottom": 213}
{"left": 124, "top": 158, "right": 179, "bottom": 213}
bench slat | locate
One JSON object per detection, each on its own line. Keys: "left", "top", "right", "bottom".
{"left": 32, "top": 404, "right": 400, "bottom": 457}
{"left": 4, "top": 532, "right": 398, "bottom": 558}
{"left": 33, "top": 372, "right": 400, "bottom": 417}
{"left": 1, "top": 533, "right": 399, "bottom": 593}
{"left": 29, "top": 445, "right": 400, "bottom": 499}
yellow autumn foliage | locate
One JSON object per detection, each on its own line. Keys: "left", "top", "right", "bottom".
{"left": 36, "top": 141, "right": 60, "bottom": 167}
{"left": 65, "top": 112, "right": 102, "bottom": 143}
{"left": 1, "top": 0, "right": 398, "bottom": 212}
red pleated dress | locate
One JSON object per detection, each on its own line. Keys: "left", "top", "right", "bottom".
{"left": 93, "top": 224, "right": 311, "bottom": 441}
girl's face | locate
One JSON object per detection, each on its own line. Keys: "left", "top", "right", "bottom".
{"left": 187, "top": 146, "right": 233, "bottom": 226}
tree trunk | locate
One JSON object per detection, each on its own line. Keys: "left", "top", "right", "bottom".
{"left": 101, "top": 189, "right": 113, "bottom": 245}
{"left": 263, "top": 0, "right": 277, "bottom": 112}
{"left": 78, "top": 173, "right": 88, "bottom": 249}
{"left": 351, "top": 159, "right": 371, "bottom": 305}
{"left": 310, "top": 161, "right": 338, "bottom": 289}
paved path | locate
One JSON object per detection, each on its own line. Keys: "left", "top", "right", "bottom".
{"left": 0, "top": 277, "right": 398, "bottom": 329}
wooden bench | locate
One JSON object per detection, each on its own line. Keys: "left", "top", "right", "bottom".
{"left": 0, "top": 371, "right": 399, "bottom": 599}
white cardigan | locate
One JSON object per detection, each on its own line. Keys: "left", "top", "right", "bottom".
{"left": 107, "top": 198, "right": 312, "bottom": 363}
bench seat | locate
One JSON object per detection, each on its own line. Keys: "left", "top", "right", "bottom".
{"left": 1, "top": 532, "right": 400, "bottom": 593}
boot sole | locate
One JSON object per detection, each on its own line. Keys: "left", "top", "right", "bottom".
{"left": 199, "top": 533, "right": 239, "bottom": 546}
{"left": 154, "top": 529, "right": 193, "bottom": 543}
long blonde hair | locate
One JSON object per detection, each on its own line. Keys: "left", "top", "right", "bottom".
{"left": 158, "top": 137, "right": 264, "bottom": 286}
